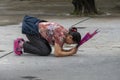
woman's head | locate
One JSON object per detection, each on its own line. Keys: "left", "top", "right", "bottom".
{"left": 65, "top": 27, "right": 81, "bottom": 45}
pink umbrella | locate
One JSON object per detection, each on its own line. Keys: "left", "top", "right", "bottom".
{"left": 77, "top": 29, "right": 100, "bottom": 47}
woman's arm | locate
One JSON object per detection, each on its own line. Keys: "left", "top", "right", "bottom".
{"left": 54, "top": 43, "right": 78, "bottom": 57}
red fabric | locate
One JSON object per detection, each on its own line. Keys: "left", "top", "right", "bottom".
{"left": 38, "top": 22, "right": 68, "bottom": 46}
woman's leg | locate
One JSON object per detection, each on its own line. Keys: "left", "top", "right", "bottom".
{"left": 23, "top": 34, "right": 51, "bottom": 56}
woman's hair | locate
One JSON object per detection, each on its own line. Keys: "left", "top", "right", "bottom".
{"left": 69, "top": 27, "right": 81, "bottom": 44}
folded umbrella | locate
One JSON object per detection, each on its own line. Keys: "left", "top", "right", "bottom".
{"left": 77, "top": 29, "right": 100, "bottom": 47}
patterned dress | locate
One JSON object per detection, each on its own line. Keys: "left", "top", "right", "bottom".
{"left": 38, "top": 22, "right": 68, "bottom": 47}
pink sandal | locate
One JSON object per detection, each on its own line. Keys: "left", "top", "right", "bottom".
{"left": 14, "top": 38, "right": 24, "bottom": 56}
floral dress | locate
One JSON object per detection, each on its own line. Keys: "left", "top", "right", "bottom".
{"left": 38, "top": 22, "right": 68, "bottom": 47}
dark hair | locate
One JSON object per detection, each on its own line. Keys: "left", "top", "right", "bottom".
{"left": 69, "top": 27, "right": 81, "bottom": 44}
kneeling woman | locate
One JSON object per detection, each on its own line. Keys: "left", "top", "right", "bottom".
{"left": 14, "top": 16, "right": 81, "bottom": 57}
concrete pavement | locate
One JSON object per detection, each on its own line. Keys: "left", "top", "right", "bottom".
{"left": 0, "top": 16, "right": 120, "bottom": 80}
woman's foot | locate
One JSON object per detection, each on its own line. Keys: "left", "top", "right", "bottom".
{"left": 14, "top": 38, "right": 24, "bottom": 56}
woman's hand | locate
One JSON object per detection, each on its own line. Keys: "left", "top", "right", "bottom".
{"left": 70, "top": 47, "right": 78, "bottom": 54}
{"left": 54, "top": 43, "right": 78, "bottom": 57}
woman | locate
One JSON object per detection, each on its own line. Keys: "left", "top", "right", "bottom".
{"left": 14, "top": 16, "right": 81, "bottom": 57}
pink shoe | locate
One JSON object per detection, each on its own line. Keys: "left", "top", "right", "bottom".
{"left": 14, "top": 38, "right": 24, "bottom": 56}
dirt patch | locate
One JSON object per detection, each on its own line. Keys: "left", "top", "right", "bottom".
{"left": 0, "top": 0, "right": 120, "bottom": 26}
